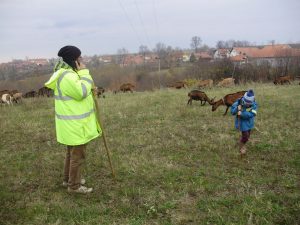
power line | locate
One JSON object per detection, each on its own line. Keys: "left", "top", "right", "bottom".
{"left": 134, "top": 0, "right": 152, "bottom": 49}
{"left": 152, "top": 0, "right": 160, "bottom": 42}
{"left": 117, "top": 0, "right": 143, "bottom": 49}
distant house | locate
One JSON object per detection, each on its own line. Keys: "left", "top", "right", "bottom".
{"left": 99, "top": 56, "right": 112, "bottom": 63}
{"left": 229, "top": 54, "right": 247, "bottom": 65}
{"left": 194, "top": 52, "right": 213, "bottom": 61}
{"left": 213, "top": 48, "right": 231, "bottom": 59}
{"left": 182, "top": 54, "right": 190, "bottom": 62}
{"left": 145, "top": 54, "right": 159, "bottom": 64}
{"left": 28, "top": 58, "right": 49, "bottom": 66}
{"left": 229, "top": 44, "right": 300, "bottom": 66}
{"left": 122, "top": 54, "right": 144, "bottom": 66}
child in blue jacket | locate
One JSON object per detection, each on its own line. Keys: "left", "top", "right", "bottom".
{"left": 231, "top": 89, "right": 257, "bottom": 156}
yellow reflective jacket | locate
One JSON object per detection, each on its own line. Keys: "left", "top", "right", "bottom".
{"left": 45, "top": 63, "right": 101, "bottom": 145}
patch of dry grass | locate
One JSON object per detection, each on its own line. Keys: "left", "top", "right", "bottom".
{"left": 0, "top": 83, "right": 299, "bottom": 224}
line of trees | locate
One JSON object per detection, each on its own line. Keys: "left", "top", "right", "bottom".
{"left": 1, "top": 55, "right": 299, "bottom": 93}
{"left": 1, "top": 36, "right": 299, "bottom": 92}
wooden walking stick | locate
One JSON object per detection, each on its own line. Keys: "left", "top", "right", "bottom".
{"left": 92, "top": 88, "right": 116, "bottom": 179}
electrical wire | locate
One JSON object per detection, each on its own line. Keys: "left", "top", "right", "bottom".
{"left": 134, "top": 0, "right": 152, "bottom": 49}
{"left": 152, "top": 0, "right": 160, "bottom": 41}
{"left": 117, "top": 0, "right": 143, "bottom": 48}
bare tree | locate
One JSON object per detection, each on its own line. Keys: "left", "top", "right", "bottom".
{"left": 154, "top": 42, "right": 166, "bottom": 55}
{"left": 274, "top": 48, "right": 293, "bottom": 76}
{"left": 269, "top": 40, "right": 276, "bottom": 45}
{"left": 139, "top": 45, "right": 150, "bottom": 55}
{"left": 153, "top": 42, "right": 168, "bottom": 66}
{"left": 190, "top": 36, "right": 202, "bottom": 53}
{"left": 139, "top": 45, "right": 150, "bottom": 66}
{"left": 117, "top": 48, "right": 129, "bottom": 67}
{"left": 216, "top": 39, "right": 252, "bottom": 49}
{"left": 216, "top": 40, "right": 226, "bottom": 49}
{"left": 235, "top": 40, "right": 251, "bottom": 47}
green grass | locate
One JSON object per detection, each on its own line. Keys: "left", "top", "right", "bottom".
{"left": 0, "top": 83, "right": 299, "bottom": 224}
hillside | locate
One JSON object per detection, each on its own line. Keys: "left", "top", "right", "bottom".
{"left": 0, "top": 83, "right": 299, "bottom": 224}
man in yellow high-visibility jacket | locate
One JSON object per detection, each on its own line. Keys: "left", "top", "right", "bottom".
{"left": 45, "top": 46, "right": 102, "bottom": 194}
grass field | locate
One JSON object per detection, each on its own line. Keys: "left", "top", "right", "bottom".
{"left": 0, "top": 83, "right": 299, "bottom": 225}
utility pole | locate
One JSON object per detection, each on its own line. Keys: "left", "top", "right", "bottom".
{"left": 158, "top": 57, "right": 161, "bottom": 72}
{"left": 232, "top": 63, "right": 236, "bottom": 78}
{"left": 156, "top": 57, "right": 161, "bottom": 89}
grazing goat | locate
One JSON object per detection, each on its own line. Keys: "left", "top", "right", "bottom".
{"left": 197, "top": 79, "right": 213, "bottom": 88}
{"left": 167, "top": 81, "right": 186, "bottom": 89}
{"left": 38, "top": 86, "right": 53, "bottom": 97}
{"left": 187, "top": 90, "right": 215, "bottom": 105}
{"left": 1, "top": 93, "right": 13, "bottom": 105}
{"left": 119, "top": 83, "right": 135, "bottom": 93}
{"left": 94, "top": 86, "right": 105, "bottom": 98}
{"left": 23, "top": 90, "right": 37, "bottom": 98}
{"left": 9, "top": 90, "right": 19, "bottom": 95}
{"left": 273, "top": 75, "right": 292, "bottom": 85}
{"left": 217, "top": 78, "right": 235, "bottom": 87}
{"left": 212, "top": 91, "right": 246, "bottom": 115}
{"left": 13, "top": 92, "right": 23, "bottom": 103}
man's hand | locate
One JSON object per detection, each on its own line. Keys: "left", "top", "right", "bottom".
{"left": 238, "top": 105, "right": 242, "bottom": 111}
{"left": 238, "top": 111, "right": 241, "bottom": 116}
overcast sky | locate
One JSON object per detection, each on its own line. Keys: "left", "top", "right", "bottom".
{"left": 0, "top": 0, "right": 299, "bottom": 62}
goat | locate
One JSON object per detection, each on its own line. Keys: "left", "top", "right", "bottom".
{"left": 119, "top": 83, "right": 135, "bottom": 93}
{"left": 38, "top": 86, "right": 53, "bottom": 97}
{"left": 273, "top": 75, "right": 292, "bottom": 85}
{"left": 187, "top": 90, "right": 215, "bottom": 105}
{"left": 13, "top": 92, "right": 23, "bottom": 103}
{"left": 167, "top": 81, "right": 186, "bottom": 89}
{"left": 23, "top": 90, "right": 37, "bottom": 98}
{"left": 217, "top": 78, "right": 235, "bottom": 87}
{"left": 93, "top": 86, "right": 105, "bottom": 98}
{"left": 9, "top": 90, "right": 19, "bottom": 95}
{"left": 1, "top": 93, "right": 13, "bottom": 105}
{"left": 212, "top": 91, "right": 246, "bottom": 115}
{"left": 197, "top": 79, "right": 213, "bottom": 88}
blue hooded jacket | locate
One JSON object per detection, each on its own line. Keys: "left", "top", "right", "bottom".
{"left": 231, "top": 98, "right": 258, "bottom": 131}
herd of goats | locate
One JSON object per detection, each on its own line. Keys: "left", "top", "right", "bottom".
{"left": 0, "top": 75, "right": 297, "bottom": 115}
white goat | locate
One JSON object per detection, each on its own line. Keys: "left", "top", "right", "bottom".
{"left": 1, "top": 93, "right": 13, "bottom": 105}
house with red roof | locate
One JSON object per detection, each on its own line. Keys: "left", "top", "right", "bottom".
{"left": 194, "top": 52, "right": 213, "bottom": 61}
{"left": 213, "top": 48, "right": 231, "bottom": 59}
{"left": 228, "top": 44, "right": 300, "bottom": 66}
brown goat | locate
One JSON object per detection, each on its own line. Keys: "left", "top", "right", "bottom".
{"left": 187, "top": 90, "right": 215, "bottom": 105}
{"left": 119, "top": 83, "right": 135, "bottom": 93}
{"left": 167, "top": 81, "right": 186, "bottom": 89}
{"left": 217, "top": 78, "right": 235, "bottom": 87}
{"left": 23, "top": 90, "right": 37, "bottom": 98}
{"left": 9, "top": 90, "right": 19, "bottom": 95}
{"left": 94, "top": 86, "right": 105, "bottom": 98}
{"left": 197, "top": 79, "right": 213, "bottom": 88}
{"left": 212, "top": 91, "right": 246, "bottom": 115}
{"left": 38, "top": 86, "right": 53, "bottom": 97}
{"left": 13, "top": 92, "right": 23, "bottom": 103}
{"left": 273, "top": 75, "right": 292, "bottom": 85}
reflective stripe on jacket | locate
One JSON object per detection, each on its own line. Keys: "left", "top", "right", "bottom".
{"left": 45, "top": 66, "right": 101, "bottom": 145}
